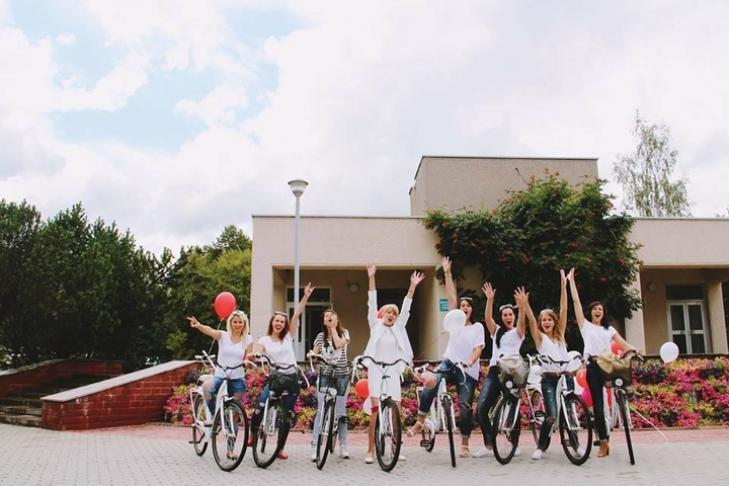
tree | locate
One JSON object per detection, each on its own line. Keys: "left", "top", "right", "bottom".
{"left": 614, "top": 111, "right": 690, "bottom": 217}
{"left": 424, "top": 175, "right": 642, "bottom": 355}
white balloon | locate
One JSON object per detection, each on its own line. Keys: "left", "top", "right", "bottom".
{"left": 443, "top": 309, "right": 466, "bottom": 333}
{"left": 659, "top": 341, "right": 680, "bottom": 363}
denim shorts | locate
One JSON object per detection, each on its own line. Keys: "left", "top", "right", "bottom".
{"left": 209, "top": 377, "right": 246, "bottom": 396}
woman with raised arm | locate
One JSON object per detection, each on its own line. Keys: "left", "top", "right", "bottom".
{"left": 568, "top": 270, "right": 637, "bottom": 458}
{"left": 249, "top": 283, "right": 314, "bottom": 460}
{"left": 474, "top": 283, "right": 526, "bottom": 458}
{"left": 188, "top": 309, "right": 253, "bottom": 427}
{"left": 308, "top": 309, "right": 351, "bottom": 460}
{"left": 520, "top": 271, "right": 572, "bottom": 460}
{"left": 407, "top": 257, "right": 485, "bottom": 458}
{"left": 363, "top": 265, "right": 425, "bottom": 465}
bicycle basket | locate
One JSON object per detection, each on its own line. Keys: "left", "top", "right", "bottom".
{"left": 269, "top": 371, "right": 299, "bottom": 394}
{"left": 596, "top": 352, "right": 632, "bottom": 383}
{"left": 497, "top": 356, "right": 528, "bottom": 386}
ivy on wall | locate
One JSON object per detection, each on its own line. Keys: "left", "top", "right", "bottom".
{"left": 423, "top": 175, "right": 642, "bottom": 354}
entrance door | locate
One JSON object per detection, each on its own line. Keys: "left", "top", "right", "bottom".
{"left": 287, "top": 287, "right": 332, "bottom": 360}
{"left": 667, "top": 300, "right": 709, "bottom": 354}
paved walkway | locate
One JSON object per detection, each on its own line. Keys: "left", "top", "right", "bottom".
{"left": 1, "top": 424, "right": 728, "bottom": 485}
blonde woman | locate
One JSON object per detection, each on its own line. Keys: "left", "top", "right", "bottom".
{"left": 188, "top": 309, "right": 253, "bottom": 420}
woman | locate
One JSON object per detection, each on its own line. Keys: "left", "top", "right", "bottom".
{"left": 473, "top": 282, "right": 526, "bottom": 458}
{"left": 520, "top": 270, "right": 573, "bottom": 460}
{"left": 363, "top": 265, "right": 425, "bottom": 464}
{"left": 407, "top": 257, "right": 484, "bottom": 458}
{"left": 309, "top": 309, "right": 351, "bottom": 460}
{"left": 250, "top": 282, "right": 313, "bottom": 460}
{"left": 188, "top": 309, "right": 253, "bottom": 429}
{"left": 568, "top": 270, "right": 637, "bottom": 458}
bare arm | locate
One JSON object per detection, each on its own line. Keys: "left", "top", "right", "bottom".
{"left": 330, "top": 328, "right": 349, "bottom": 349}
{"left": 514, "top": 287, "right": 536, "bottom": 345}
{"left": 481, "top": 282, "right": 498, "bottom": 336}
{"left": 466, "top": 345, "right": 484, "bottom": 367}
{"left": 289, "top": 282, "right": 313, "bottom": 337}
{"left": 399, "top": 271, "right": 425, "bottom": 327}
{"left": 567, "top": 268, "right": 586, "bottom": 328}
{"left": 188, "top": 316, "right": 222, "bottom": 340}
{"left": 558, "top": 269, "right": 568, "bottom": 338}
{"left": 442, "top": 257, "right": 458, "bottom": 310}
{"left": 612, "top": 332, "right": 637, "bottom": 353}
{"left": 406, "top": 270, "right": 425, "bottom": 300}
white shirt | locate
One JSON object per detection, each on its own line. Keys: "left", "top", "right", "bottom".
{"left": 216, "top": 332, "right": 253, "bottom": 380}
{"left": 489, "top": 326, "right": 524, "bottom": 366}
{"left": 258, "top": 334, "right": 297, "bottom": 374}
{"left": 443, "top": 322, "right": 486, "bottom": 380}
{"left": 364, "top": 290, "right": 414, "bottom": 362}
{"left": 580, "top": 320, "right": 617, "bottom": 359}
{"left": 537, "top": 333, "right": 569, "bottom": 374}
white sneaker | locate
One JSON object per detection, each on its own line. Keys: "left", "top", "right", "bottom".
{"left": 531, "top": 449, "right": 542, "bottom": 460}
{"left": 339, "top": 444, "right": 350, "bottom": 459}
{"left": 364, "top": 455, "right": 374, "bottom": 464}
{"left": 513, "top": 447, "right": 521, "bottom": 457}
{"left": 472, "top": 447, "right": 494, "bottom": 458}
{"left": 577, "top": 447, "right": 586, "bottom": 457}
{"left": 399, "top": 451, "right": 406, "bottom": 461}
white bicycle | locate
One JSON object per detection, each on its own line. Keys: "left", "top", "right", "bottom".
{"left": 189, "top": 351, "right": 254, "bottom": 472}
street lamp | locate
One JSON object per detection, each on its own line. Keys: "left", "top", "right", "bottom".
{"left": 288, "top": 179, "right": 308, "bottom": 319}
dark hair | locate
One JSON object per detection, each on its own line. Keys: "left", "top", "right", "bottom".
{"left": 458, "top": 296, "right": 475, "bottom": 323}
{"left": 587, "top": 301, "right": 609, "bottom": 329}
{"left": 495, "top": 305, "right": 517, "bottom": 347}
{"left": 322, "top": 309, "right": 346, "bottom": 340}
{"left": 267, "top": 312, "right": 289, "bottom": 339}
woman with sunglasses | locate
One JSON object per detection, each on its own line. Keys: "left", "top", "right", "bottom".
{"left": 363, "top": 265, "right": 425, "bottom": 464}
{"left": 407, "top": 257, "right": 484, "bottom": 458}
{"left": 188, "top": 309, "right": 253, "bottom": 427}
{"left": 249, "top": 282, "right": 314, "bottom": 460}
{"left": 473, "top": 282, "right": 526, "bottom": 458}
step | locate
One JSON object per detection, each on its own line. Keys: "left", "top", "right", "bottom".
{"left": 0, "top": 414, "right": 42, "bottom": 427}
{"left": 0, "top": 397, "right": 42, "bottom": 407}
{"left": 0, "top": 405, "right": 42, "bottom": 417}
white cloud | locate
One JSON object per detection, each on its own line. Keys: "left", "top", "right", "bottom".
{"left": 176, "top": 85, "right": 248, "bottom": 126}
{"left": 55, "top": 32, "right": 76, "bottom": 46}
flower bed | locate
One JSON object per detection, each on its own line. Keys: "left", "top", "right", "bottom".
{"left": 163, "top": 357, "right": 729, "bottom": 430}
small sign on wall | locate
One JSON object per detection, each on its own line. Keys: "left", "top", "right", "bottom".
{"left": 439, "top": 298, "right": 449, "bottom": 312}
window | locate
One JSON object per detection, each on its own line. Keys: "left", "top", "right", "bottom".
{"left": 667, "top": 300, "right": 709, "bottom": 354}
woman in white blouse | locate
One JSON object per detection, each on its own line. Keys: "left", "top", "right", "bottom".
{"left": 568, "top": 270, "right": 637, "bottom": 458}
{"left": 363, "top": 265, "right": 425, "bottom": 464}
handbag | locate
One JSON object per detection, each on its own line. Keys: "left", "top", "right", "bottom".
{"left": 497, "top": 355, "right": 529, "bottom": 386}
{"left": 596, "top": 352, "right": 632, "bottom": 382}
{"left": 269, "top": 371, "right": 299, "bottom": 395}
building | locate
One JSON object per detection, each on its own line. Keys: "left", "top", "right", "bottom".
{"left": 250, "top": 156, "right": 729, "bottom": 360}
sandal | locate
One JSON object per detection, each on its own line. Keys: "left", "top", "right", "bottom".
{"left": 459, "top": 445, "right": 470, "bottom": 458}
{"left": 406, "top": 420, "right": 428, "bottom": 438}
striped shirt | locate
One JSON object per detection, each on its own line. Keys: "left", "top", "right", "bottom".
{"left": 313, "top": 329, "right": 350, "bottom": 376}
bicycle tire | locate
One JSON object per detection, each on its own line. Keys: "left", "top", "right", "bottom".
{"left": 558, "top": 394, "right": 592, "bottom": 466}
{"left": 618, "top": 393, "right": 635, "bottom": 465}
{"left": 252, "top": 400, "right": 285, "bottom": 469}
{"left": 528, "top": 389, "right": 546, "bottom": 447}
{"left": 316, "top": 399, "right": 335, "bottom": 470}
{"left": 191, "top": 395, "right": 208, "bottom": 456}
{"left": 491, "top": 398, "right": 518, "bottom": 465}
{"left": 211, "top": 400, "right": 248, "bottom": 472}
{"left": 375, "top": 401, "right": 402, "bottom": 472}
{"left": 442, "top": 395, "right": 456, "bottom": 468}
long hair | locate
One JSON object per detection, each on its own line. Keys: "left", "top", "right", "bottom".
{"left": 538, "top": 309, "right": 564, "bottom": 344}
{"left": 226, "top": 310, "right": 249, "bottom": 338}
{"left": 322, "top": 309, "right": 345, "bottom": 340}
{"left": 267, "top": 311, "right": 289, "bottom": 339}
{"left": 495, "top": 304, "right": 517, "bottom": 347}
{"left": 459, "top": 296, "right": 475, "bottom": 324}
{"left": 587, "top": 301, "right": 609, "bottom": 329}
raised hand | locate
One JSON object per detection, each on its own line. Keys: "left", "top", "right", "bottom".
{"left": 410, "top": 271, "right": 426, "bottom": 288}
{"left": 560, "top": 269, "right": 567, "bottom": 287}
{"left": 513, "top": 286, "right": 529, "bottom": 307}
{"left": 303, "top": 282, "right": 315, "bottom": 298}
{"left": 441, "top": 256, "right": 452, "bottom": 275}
{"left": 187, "top": 316, "right": 201, "bottom": 328}
{"left": 367, "top": 265, "right": 377, "bottom": 278}
{"left": 482, "top": 282, "right": 496, "bottom": 300}
{"left": 567, "top": 268, "right": 575, "bottom": 283}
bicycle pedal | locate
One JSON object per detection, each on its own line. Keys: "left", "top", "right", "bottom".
{"left": 420, "top": 439, "right": 431, "bottom": 447}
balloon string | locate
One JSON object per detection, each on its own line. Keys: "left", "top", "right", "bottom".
{"left": 207, "top": 318, "right": 224, "bottom": 355}
{"left": 630, "top": 405, "right": 668, "bottom": 442}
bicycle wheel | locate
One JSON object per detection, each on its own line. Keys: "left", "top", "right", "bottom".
{"left": 491, "top": 398, "right": 519, "bottom": 465}
{"left": 316, "top": 398, "right": 335, "bottom": 470}
{"left": 558, "top": 394, "right": 592, "bottom": 466}
{"left": 442, "top": 395, "right": 456, "bottom": 468}
{"left": 252, "top": 400, "right": 285, "bottom": 469}
{"left": 191, "top": 395, "right": 208, "bottom": 456}
{"left": 618, "top": 393, "right": 635, "bottom": 465}
{"left": 375, "top": 401, "right": 402, "bottom": 472}
{"left": 528, "top": 389, "right": 546, "bottom": 447}
{"left": 211, "top": 400, "right": 248, "bottom": 472}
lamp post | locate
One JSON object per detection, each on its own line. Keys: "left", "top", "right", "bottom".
{"left": 288, "top": 179, "right": 308, "bottom": 320}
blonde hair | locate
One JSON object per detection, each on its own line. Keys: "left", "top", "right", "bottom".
{"left": 379, "top": 304, "right": 400, "bottom": 318}
{"left": 538, "top": 309, "right": 564, "bottom": 343}
{"left": 226, "top": 310, "right": 249, "bottom": 337}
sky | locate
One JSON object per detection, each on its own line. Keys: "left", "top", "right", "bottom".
{"left": 1, "top": 0, "right": 728, "bottom": 254}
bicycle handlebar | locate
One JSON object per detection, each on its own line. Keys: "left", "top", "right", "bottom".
{"left": 350, "top": 355, "right": 411, "bottom": 382}
{"left": 413, "top": 360, "right": 467, "bottom": 385}
{"left": 252, "top": 353, "right": 310, "bottom": 388}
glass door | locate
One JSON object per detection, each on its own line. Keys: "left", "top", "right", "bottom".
{"left": 667, "top": 300, "right": 709, "bottom": 354}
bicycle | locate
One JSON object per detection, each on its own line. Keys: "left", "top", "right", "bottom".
{"left": 413, "top": 360, "right": 467, "bottom": 468}
{"left": 308, "top": 352, "right": 350, "bottom": 470}
{"left": 352, "top": 355, "right": 410, "bottom": 473}
{"left": 189, "top": 351, "right": 253, "bottom": 472}
{"left": 524, "top": 354, "right": 546, "bottom": 447}
{"left": 535, "top": 354, "right": 593, "bottom": 465}
{"left": 251, "top": 353, "right": 310, "bottom": 469}
{"left": 602, "top": 349, "right": 644, "bottom": 465}
{"left": 489, "top": 355, "right": 528, "bottom": 464}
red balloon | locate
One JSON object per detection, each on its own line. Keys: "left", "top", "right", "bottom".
{"left": 576, "top": 369, "right": 587, "bottom": 389}
{"left": 354, "top": 379, "right": 369, "bottom": 399}
{"left": 214, "top": 292, "right": 237, "bottom": 319}
{"left": 611, "top": 341, "right": 623, "bottom": 356}
{"left": 581, "top": 387, "right": 593, "bottom": 408}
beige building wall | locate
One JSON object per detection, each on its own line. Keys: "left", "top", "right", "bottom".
{"left": 409, "top": 156, "right": 598, "bottom": 216}
{"left": 632, "top": 218, "right": 729, "bottom": 266}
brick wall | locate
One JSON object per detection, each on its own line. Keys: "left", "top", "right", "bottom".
{"left": 42, "top": 362, "right": 199, "bottom": 430}
{"left": 0, "top": 360, "right": 123, "bottom": 399}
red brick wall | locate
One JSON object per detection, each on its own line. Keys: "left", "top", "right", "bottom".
{"left": 0, "top": 360, "right": 123, "bottom": 399}
{"left": 42, "top": 362, "right": 199, "bottom": 430}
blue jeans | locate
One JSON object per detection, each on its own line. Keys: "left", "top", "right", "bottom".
{"left": 476, "top": 366, "right": 501, "bottom": 445}
{"left": 311, "top": 374, "right": 350, "bottom": 447}
{"left": 418, "top": 359, "right": 478, "bottom": 437}
{"left": 205, "top": 377, "right": 246, "bottom": 417}
{"left": 537, "top": 374, "right": 574, "bottom": 451}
